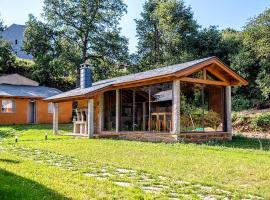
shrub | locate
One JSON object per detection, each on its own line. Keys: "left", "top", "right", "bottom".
{"left": 232, "top": 112, "right": 239, "bottom": 123}
{"left": 251, "top": 113, "right": 270, "bottom": 130}
{"left": 232, "top": 95, "right": 252, "bottom": 111}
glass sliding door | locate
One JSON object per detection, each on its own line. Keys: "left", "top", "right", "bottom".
{"left": 134, "top": 86, "right": 150, "bottom": 131}
{"left": 103, "top": 91, "right": 116, "bottom": 131}
{"left": 118, "top": 81, "right": 173, "bottom": 133}
{"left": 204, "top": 85, "right": 225, "bottom": 132}
{"left": 180, "top": 82, "right": 225, "bottom": 133}
{"left": 180, "top": 82, "right": 204, "bottom": 132}
{"left": 149, "top": 82, "right": 172, "bottom": 132}
{"left": 120, "top": 89, "right": 134, "bottom": 131}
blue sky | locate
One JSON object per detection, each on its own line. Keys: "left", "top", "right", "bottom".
{"left": 0, "top": 0, "right": 269, "bottom": 53}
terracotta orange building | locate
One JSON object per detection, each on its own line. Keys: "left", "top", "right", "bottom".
{"left": 0, "top": 74, "right": 72, "bottom": 125}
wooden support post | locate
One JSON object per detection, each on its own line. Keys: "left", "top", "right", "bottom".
{"left": 148, "top": 87, "right": 151, "bottom": 131}
{"left": 133, "top": 89, "right": 136, "bottom": 131}
{"left": 203, "top": 68, "right": 207, "bottom": 80}
{"left": 116, "top": 89, "right": 120, "bottom": 132}
{"left": 87, "top": 99, "right": 94, "bottom": 138}
{"left": 172, "top": 80, "right": 180, "bottom": 134}
{"left": 142, "top": 102, "right": 146, "bottom": 131}
{"left": 53, "top": 103, "right": 59, "bottom": 135}
{"left": 99, "top": 93, "right": 104, "bottom": 133}
{"left": 225, "top": 86, "right": 232, "bottom": 137}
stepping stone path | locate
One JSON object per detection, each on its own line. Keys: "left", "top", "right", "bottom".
{"left": 1, "top": 144, "right": 264, "bottom": 200}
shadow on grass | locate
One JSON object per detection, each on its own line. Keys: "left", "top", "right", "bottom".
{"left": 0, "top": 124, "right": 73, "bottom": 139}
{"left": 206, "top": 135, "right": 270, "bottom": 151}
{"left": 0, "top": 168, "right": 66, "bottom": 200}
{"left": 0, "top": 159, "right": 20, "bottom": 164}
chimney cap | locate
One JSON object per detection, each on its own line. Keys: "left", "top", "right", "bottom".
{"left": 80, "top": 63, "right": 92, "bottom": 69}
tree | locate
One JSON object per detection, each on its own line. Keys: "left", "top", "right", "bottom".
{"left": 243, "top": 8, "right": 270, "bottom": 100}
{"left": 42, "top": 0, "right": 129, "bottom": 85}
{"left": 23, "top": 15, "right": 76, "bottom": 90}
{"left": 0, "top": 39, "right": 15, "bottom": 73}
{"left": 134, "top": 0, "right": 198, "bottom": 72}
{"left": 0, "top": 14, "right": 5, "bottom": 32}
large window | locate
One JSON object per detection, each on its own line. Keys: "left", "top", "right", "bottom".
{"left": 204, "top": 85, "right": 224, "bottom": 131}
{"left": 134, "top": 86, "right": 150, "bottom": 131}
{"left": 102, "top": 81, "right": 224, "bottom": 133}
{"left": 1, "top": 99, "right": 15, "bottom": 113}
{"left": 180, "top": 82, "right": 224, "bottom": 132}
{"left": 104, "top": 91, "right": 116, "bottom": 131}
{"left": 149, "top": 83, "right": 172, "bottom": 132}
{"left": 119, "top": 82, "right": 172, "bottom": 132}
{"left": 180, "top": 83, "right": 204, "bottom": 132}
{"left": 120, "top": 89, "right": 134, "bottom": 131}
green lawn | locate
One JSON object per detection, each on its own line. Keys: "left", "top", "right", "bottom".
{"left": 0, "top": 124, "right": 270, "bottom": 199}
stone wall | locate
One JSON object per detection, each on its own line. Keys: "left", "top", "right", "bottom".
{"left": 95, "top": 131, "right": 231, "bottom": 143}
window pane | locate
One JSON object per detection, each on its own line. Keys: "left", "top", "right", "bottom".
{"left": 134, "top": 86, "right": 149, "bottom": 131}
{"left": 204, "top": 85, "right": 225, "bottom": 131}
{"left": 150, "top": 82, "right": 172, "bottom": 132}
{"left": 120, "top": 89, "right": 134, "bottom": 131}
{"left": 48, "top": 102, "right": 54, "bottom": 113}
{"left": 104, "top": 91, "right": 116, "bottom": 131}
{"left": 180, "top": 82, "right": 204, "bottom": 132}
{"left": 2, "top": 99, "right": 14, "bottom": 113}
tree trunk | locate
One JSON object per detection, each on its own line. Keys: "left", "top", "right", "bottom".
{"left": 76, "top": 67, "right": 81, "bottom": 87}
{"left": 76, "top": 30, "right": 89, "bottom": 87}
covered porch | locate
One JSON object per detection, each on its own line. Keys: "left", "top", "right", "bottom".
{"left": 49, "top": 57, "right": 247, "bottom": 142}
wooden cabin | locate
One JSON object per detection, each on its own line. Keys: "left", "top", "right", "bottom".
{"left": 0, "top": 74, "right": 72, "bottom": 125}
{"left": 46, "top": 57, "right": 248, "bottom": 142}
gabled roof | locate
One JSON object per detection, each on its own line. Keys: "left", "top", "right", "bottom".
{"left": 46, "top": 57, "right": 248, "bottom": 102}
{"left": 0, "top": 74, "right": 39, "bottom": 86}
{"left": 0, "top": 84, "right": 62, "bottom": 99}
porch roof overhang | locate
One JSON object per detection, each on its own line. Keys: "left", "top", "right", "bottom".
{"left": 45, "top": 56, "right": 248, "bottom": 103}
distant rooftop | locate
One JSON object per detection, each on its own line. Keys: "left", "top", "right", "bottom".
{"left": 0, "top": 84, "right": 62, "bottom": 99}
{"left": 0, "top": 73, "right": 62, "bottom": 98}
{"left": 0, "top": 74, "right": 39, "bottom": 86}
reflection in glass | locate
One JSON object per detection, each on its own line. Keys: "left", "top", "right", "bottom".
{"left": 180, "top": 83, "right": 204, "bottom": 132}
{"left": 150, "top": 83, "right": 172, "bottom": 132}
{"left": 204, "top": 85, "right": 224, "bottom": 131}
{"left": 119, "top": 82, "right": 173, "bottom": 132}
{"left": 180, "top": 82, "right": 225, "bottom": 132}
{"left": 120, "top": 89, "right": 134, "bottom": 131}
{"left": 104, "top": 91, "right": 116, "bottom": 131}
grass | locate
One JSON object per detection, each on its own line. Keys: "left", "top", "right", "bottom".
{"left": 0, "top": 124, "right": 270, "bottom": 199}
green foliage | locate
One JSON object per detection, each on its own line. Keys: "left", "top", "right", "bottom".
{"left": 0, "top": 15, "right": 5, "bottom": 31}
{"left": 232, "top": 95, "right": 252, "bottom": 111}
{"left": 1, "top": 125, "right": 270, "bottom": 198}
{"left": 134, "top": 0, "right": 198, "bottom": 72}
{"left": 24, "top": 0, "right": 130, "bottom": 89}
{"left": 134, "top": 0, "right": 244, "bottom": 72}
{"left": 244, "top": 9, "right": 270, "bottom": 99}
{"left": 0, "top": 35, "right": 36, "bottom": 79}
{"left": 135, "top": 1, "right": 270, "bottom": 109}
{"left": 251, "top": 113, "right": 270, "bottom": 130}
{"left": 231, "top": 9, "right": 270, "bottom": 100}
{"left": 0, "top": 39, "right": 15, "bottom": 73}
{"left": 232, "top": 110, "right": 270, "bottom": 132}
